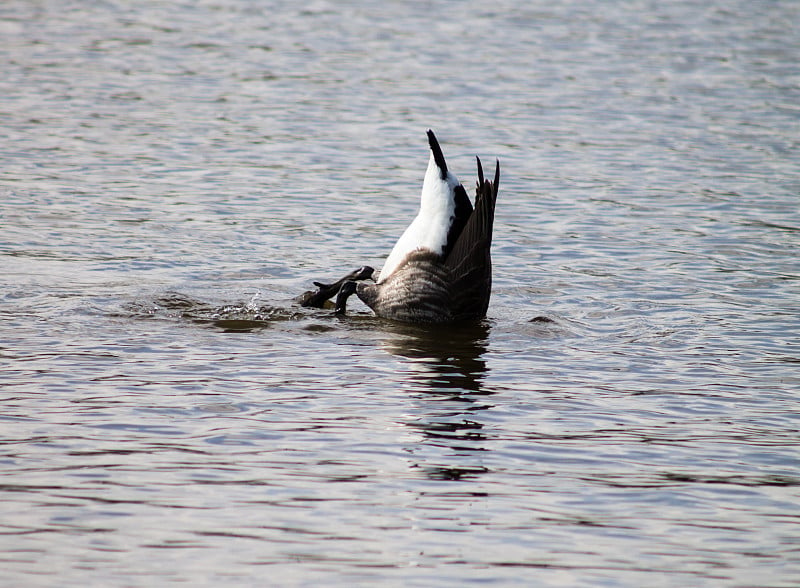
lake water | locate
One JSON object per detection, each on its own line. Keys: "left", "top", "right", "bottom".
{"left": 2, "top": 0, "right": 799, "bottom": 586}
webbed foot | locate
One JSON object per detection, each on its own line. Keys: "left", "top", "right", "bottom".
{"left": 334, "top": 280, "right": 358, "bottom": 316}
{"left": 297, "top": 266, "right": 374, "bottom": 308}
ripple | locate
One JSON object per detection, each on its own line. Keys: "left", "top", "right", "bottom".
{"left": 2, "top": 0, "right": 799, "bottom": 586}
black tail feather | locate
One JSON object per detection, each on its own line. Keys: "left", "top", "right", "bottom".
{"left": 427, "top": 129, "right": 448, "bottom": 180}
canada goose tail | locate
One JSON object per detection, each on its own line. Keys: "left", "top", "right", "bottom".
{"left": 427, "top": 129, "right": 473, "bottom": 257}
{"left": 380, "top": 130, "right": 470, "bottom": 282}
{"left": 427, "top": 129, "right": 448, "bottom": 180}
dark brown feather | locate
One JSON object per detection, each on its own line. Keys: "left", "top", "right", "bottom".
{"left": 443, "top": 157, "right": 499, "bottom": 320}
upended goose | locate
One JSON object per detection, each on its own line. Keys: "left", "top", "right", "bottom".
{"left": 301, "top": 130, "right": 499, "bottom": 324}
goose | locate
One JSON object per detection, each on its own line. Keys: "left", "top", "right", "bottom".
{"left": 332, "top": 130, "right": 500, "bottom": 324}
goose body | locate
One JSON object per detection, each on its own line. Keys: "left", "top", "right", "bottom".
{"left": 335, "top": 130, "right": 500, "bottom": 324}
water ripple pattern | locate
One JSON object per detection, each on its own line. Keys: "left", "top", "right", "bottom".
{"left": 1, "top": 0, "right": 799, "bottom": 586}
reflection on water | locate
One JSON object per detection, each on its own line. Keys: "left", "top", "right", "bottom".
{"left": 379, "top": 320, "right": 492, "bottom": 396}
{"left": 376, "top": 320, "right": 495, "bottom": 482}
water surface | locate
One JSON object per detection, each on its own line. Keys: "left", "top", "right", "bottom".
{"left": 2, "top": 0, "right": 799, "bottom": 586}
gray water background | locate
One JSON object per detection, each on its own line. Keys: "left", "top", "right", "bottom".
{"left": 2, "top": 0, "right": 800, "bottom": 586}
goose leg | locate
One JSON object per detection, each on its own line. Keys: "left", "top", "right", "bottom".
{"left": 334, "top": 280, "right": 358, "bottom": 316}
{"left": 297, "top": 266, "right": 373, "bottom": 308}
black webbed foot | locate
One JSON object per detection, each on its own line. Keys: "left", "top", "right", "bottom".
{"left": 296, "top": 266, "right": 374, "bottom": 308}
{"left": 334, "top": 280, "right": 358, "bottom": 316}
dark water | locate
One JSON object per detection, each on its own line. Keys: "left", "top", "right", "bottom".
{"left": 2, "top": 0, "right": 799, "bottom": 585}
